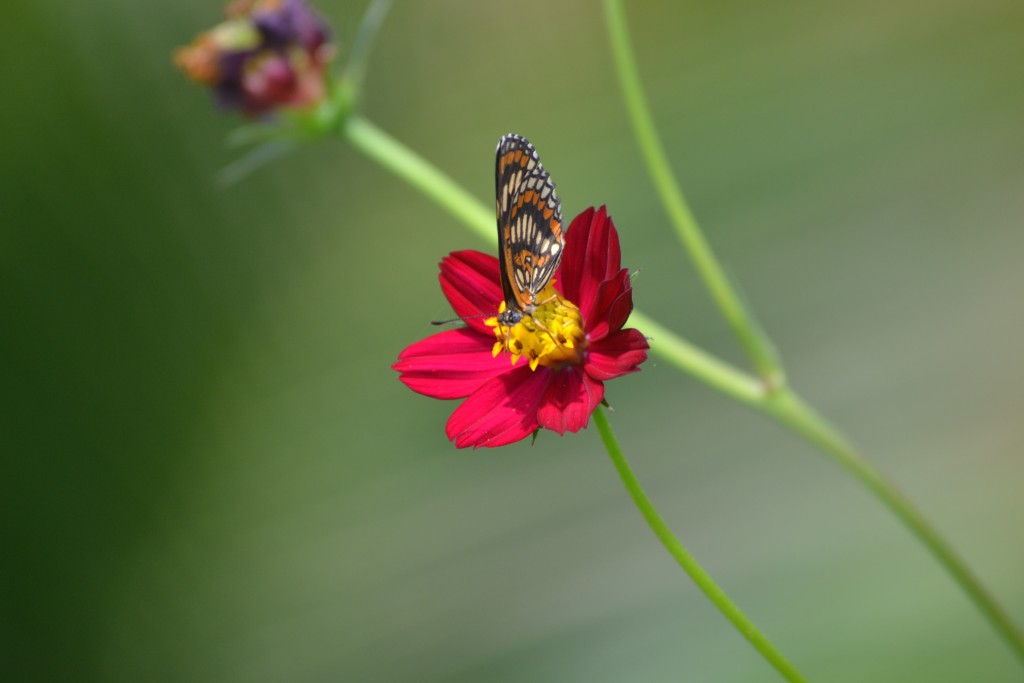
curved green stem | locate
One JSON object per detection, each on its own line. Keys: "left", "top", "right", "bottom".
{"left": 761, "top": 390, "right": 1024, "bottom": 665}
{"left": 601, "top": 0, "right": 1024, "bottom": 665}
{"left": 338, "top": 0, "right": 394, "bottom": 106}
{"left": 601, "top": 0, "right": 781, "bottom": 387}
{"left": 593, "top": 406, "right": 808, "bottom": 682}
{"left": 340, "top": 113, "right": 1024, "bottom": 666}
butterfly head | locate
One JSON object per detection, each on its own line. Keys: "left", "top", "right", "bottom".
{"left": 497, "top": 306, "right": 525, "bottom": 327}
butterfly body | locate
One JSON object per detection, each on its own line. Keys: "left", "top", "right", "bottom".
{"left": 494, "top": 134, "right": 564, "bottom": 326}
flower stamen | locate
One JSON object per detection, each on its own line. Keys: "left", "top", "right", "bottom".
{"left": 486, "top": 283, "right": 585, "bottom": 370}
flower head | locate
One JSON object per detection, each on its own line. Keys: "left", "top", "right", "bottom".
{"left": 394, "top": 207, "right": 649, "bottom": 449}
{"left": 175, "top": 0, "right": 333, "bottom": 117}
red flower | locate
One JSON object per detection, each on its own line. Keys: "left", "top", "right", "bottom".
{"left": 394, "top": 206, "right": 649, "bottom": 448}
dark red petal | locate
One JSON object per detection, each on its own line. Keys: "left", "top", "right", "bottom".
{"left": 560, "top": 206, "right": 622, "bottom": 314}
{"left": 439, "top": 250, "right": 502, "bottom": 334}
{"left": 584, "top": 328, "right": 650, "bottom": 381}
{"left": 536, "top": 368, "right": 605, "bottom": 435}
{"left": 445, "top": 365, "right": 553, "bottom": 448}
{"left": 584, "top": 269, "right": 634, "bottom": 341}
{"left": 393, "top": 328, "right": 510, "bottom": 399}
{"left": 558, "top": 208, "right": 592, "bottom": 305}
{"left": 558, "top": 207, "right": 593, "bottom": 303}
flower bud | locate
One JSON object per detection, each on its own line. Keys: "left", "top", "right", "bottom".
{"left": 175, "top": 0, "right": 333, "bottom": 117}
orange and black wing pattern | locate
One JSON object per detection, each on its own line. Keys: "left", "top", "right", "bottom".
{"left": 495, "top": 134, "right": 564, "bottom": 315}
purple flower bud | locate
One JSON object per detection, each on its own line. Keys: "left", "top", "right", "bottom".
{"left": 175, "top": 0, "right": 333, "bottom": 118}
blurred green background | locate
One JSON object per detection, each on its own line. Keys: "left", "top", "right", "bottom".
{"left": 3, "top": 0, "right": 1023, "bottom": 680}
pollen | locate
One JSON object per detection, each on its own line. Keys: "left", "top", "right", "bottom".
{"left": 486, "top": 283, "right": 586, "bottom": 371}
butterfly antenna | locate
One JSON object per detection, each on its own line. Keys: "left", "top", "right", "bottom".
{"left": 430, "top": 312, "right": 490, "bottom": 326}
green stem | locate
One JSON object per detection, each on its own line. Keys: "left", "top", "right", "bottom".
{"left": 593, "top": 406, "right": 808, "bottom": 682}
{"left": 341, "top": 114, "right": 1024, "bottom": 666}
{"left": 628, "top": 311, "right": 762, "bottom": 407}
{"left": 761, "top": 390, "right": 1024, "bottom": 665}
{"left": 601, "top": 0, "right": 781, "bottom": 386}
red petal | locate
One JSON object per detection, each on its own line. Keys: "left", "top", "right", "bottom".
{"left": 536, "top": 368, "right": 604, "bottom": 435}
{"left": 445, "top": 365, "right": 553, "bottom": 448}
{"left": 393, "top": 328, "right": 509, "bottom": 399}
{"left": 584, "top": 269, "right": 634, "bottom": 341}
{"left": 584, "top": 328, "right": 649, "bottom": 381}
{"left": 560, "top": 206, "right": 622, "bottom": 316}
{"left": 439, "top": 250, "right": 502, "bottom": 334}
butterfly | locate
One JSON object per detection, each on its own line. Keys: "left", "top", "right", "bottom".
{"left": 494, "top": 134, "right": 564, "bottom": 327}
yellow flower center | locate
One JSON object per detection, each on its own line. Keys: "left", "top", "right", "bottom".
{"left": 485, "top": 284, "right": 586, "bottom": 371}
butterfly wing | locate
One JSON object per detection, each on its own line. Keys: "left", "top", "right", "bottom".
{"left": 495, "top": 134, "right": 564, "bottom": 312}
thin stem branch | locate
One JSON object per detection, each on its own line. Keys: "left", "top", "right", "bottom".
{"left": 340, "top": 113, "right": 1024, "bottom": 666}
{"left": 339, "top": 0, "right": 394, "bottom": 104}
{"left": 601, "top": 0, "right": 781, "bottom": 386}
{"left": 593, "top": 407, "right": 808, "bottom": 682}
